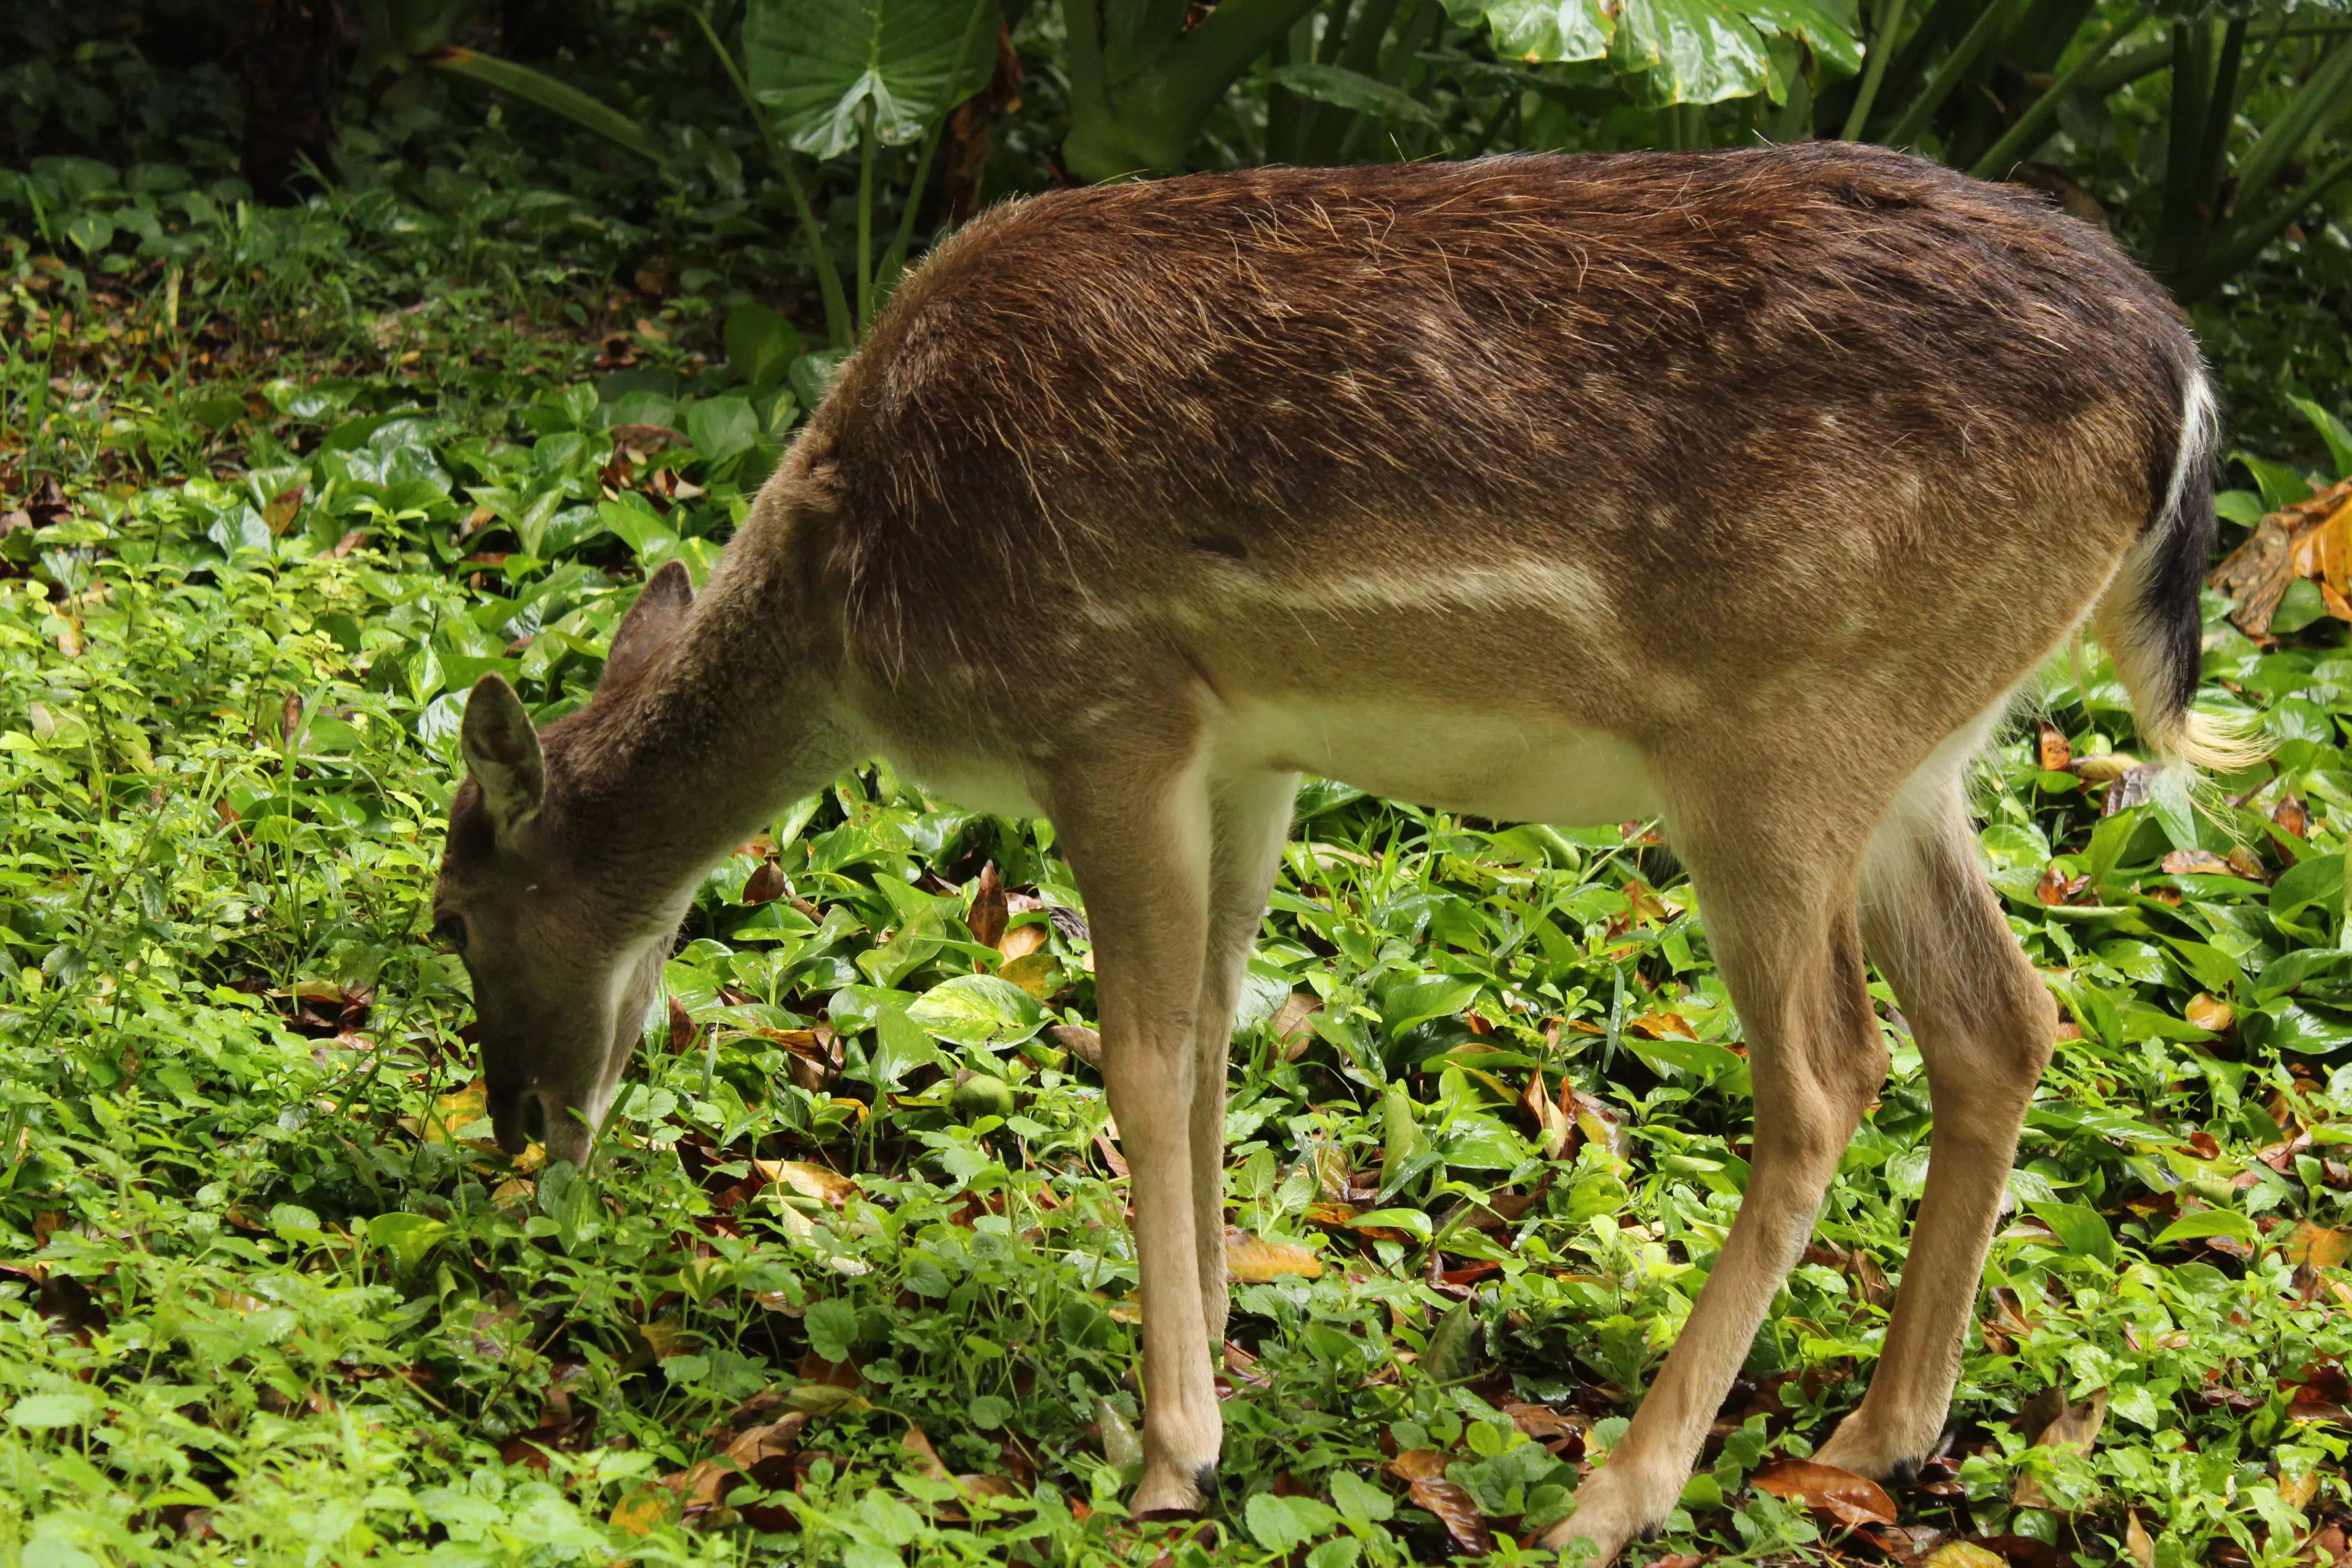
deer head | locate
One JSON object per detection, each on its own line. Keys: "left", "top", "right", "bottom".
{"left": 431, "top": 561, "right": 698, "bottom": 1167}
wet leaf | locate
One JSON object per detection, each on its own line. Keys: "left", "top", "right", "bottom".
{"left": 907, "top": 973, "right": 1045, "bottom": 1047}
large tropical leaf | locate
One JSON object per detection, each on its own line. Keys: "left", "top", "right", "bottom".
{"left": 1441, "top": 0, "right": 1613, "bottom": 64}
{"left": 743, "top": 0, "right": 992, "bottom": 160}
{"left": 1616, "top": 0, "right": 1773, "bottom": 103}
{"left": 1444, "top": 0, "right": 1857, "bottom": 98}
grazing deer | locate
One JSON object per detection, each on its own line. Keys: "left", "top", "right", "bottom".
{"left": 435, "top": 144, "right": 2239, "bottom": 1561}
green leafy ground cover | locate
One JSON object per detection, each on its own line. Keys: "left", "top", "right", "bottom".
{"left": 12, "top": 152, "right": 2352, "bottom": 1568}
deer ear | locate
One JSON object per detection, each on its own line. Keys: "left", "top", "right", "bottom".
{"left": 604, "top": 560, "right": 694, "bottom": 688}
{"left": 461, "top": 675, "right": 545, "bottom": 839}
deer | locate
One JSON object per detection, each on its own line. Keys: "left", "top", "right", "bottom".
{"left": 432, "top": 142, "right": 2244, "bottom": 1561}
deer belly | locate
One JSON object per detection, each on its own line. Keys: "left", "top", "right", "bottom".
{"left": 1215, "top": 700, "right": 1659, "bottom": 827}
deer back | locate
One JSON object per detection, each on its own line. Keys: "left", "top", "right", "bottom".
{"left": 768, "top": 146, "right": 2197, "bottom": 808}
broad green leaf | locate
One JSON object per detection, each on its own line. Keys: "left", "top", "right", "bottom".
{"left": 2272, "top": 853, "right": 2343, "bottom": 920}
{"left": 745, "top": 0, "right": 993, "bottom": 159}
{"left": 2258, "top": 946, "right": 2352, "bottom": 996}
{"left": 1742, "top": 0, "right": 1862, "bottom": 76}
{"left": 1377, "top": 973, "right": 1481, "bottom": 1036}
{"left": 725, "top": 302, "right": 802, "bottom": 387}
{"left": 1329, "top": 1468, "right": 1395, "bottom": 1523}
{"left": 1259, "top": 63, "right": 1441, "bottom": 125}
{"left": 1618, "top": 0, "right": 1772, "bottom": 104}
{"left": 2291, "top": 395, "right": 2352, "bottom": 480}
{"left": 866, "top": 1001, "right": 943, "bottom": 1087}
{"left": 1445, "top": 0, "right": 1614, "bottom": 61}
{"left": 1347, "top": 1206, "right": 1435, "bottom": 1241}
{"left": 804, "top": 1298, "right": 860, "bottom": 1362}
{"left": 686, "top": 397, "right": 759, "bottom": 465}
{"left": 790, "top": 350, "right": 850, "bottom": 411}
{"left": 906, "top": 973, "right": 1045, "bottom": 1047}
{"left": 2152, "top": 1209, "right": 2259, "bottom": 1247}
{"left": 7, "top": 1392, "right": 95, "bottom": 1429}
{"left": 2029, "top": 1201, "right": 2115, "bottom": 1266}
{"left": 367, "top": 1212, "right": 450, "bottom": 1270}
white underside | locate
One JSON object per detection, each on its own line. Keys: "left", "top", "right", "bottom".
{"left": 1212, "top": 697, "right": 1658, "bottom": 823}
{"left": 897, "top": 696, "right": 1660, "bottom": 827}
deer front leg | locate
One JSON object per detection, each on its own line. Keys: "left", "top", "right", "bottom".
{"left": 1052, "top": 760, "right": 1224, "bottom": 1512}
{"left": 1546, "top": 800, "right": 1886, "bottom": 1563}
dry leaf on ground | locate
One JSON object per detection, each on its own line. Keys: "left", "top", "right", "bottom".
{"left": 1224, "top": 1228, "right": 1322, "bottom": 1281}
{"left": 1749, "top": 1457, "right": 1897, "bottom": 1528}
{"left": 2013, "top": 1386, "right": 2107, "bottom": 1508}
{"left": 1407, "top": 1475, "right": 1492, "bottom": 1555}
{"left": 2209, "top": 477, "right": 2352, "bottom": 639}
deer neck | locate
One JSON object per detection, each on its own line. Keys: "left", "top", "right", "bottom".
{"left": 552, "top": 550, "right": 855, "bottom": 910}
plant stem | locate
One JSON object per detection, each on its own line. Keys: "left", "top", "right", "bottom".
{"left": 857, "top": 102, "right": 877, "bottom": 337}
{"left": 2156, "top": 24, "right": 2213, "bottom": 269}
{"left": 1884, "top": 0, "right": 2014, "bottom": 150}
{"left": 879, "top": 0, "right": 993, "bottom": 298}
{"left": 1842, "top": 0, "right": 1914, "bottom": 141}
{"left": 2231, "top": 34, "right": 2352, "bottom": 215}
{"left": 2183, "top": 140, "right": 2352, "bottom": 297}
{"left": 680, "top": 3, "right": 853, "bottom": 347}
{"left": 1965, "top": 7, "right": 2137, "bottom": 179}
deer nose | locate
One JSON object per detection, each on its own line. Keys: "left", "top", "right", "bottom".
{"left": 488, "top": 1082, "right": 547, "bottom": 1156}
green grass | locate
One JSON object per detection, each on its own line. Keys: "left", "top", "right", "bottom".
{"left": 9, "top": 156, "right": 2352, "bottom": 1568}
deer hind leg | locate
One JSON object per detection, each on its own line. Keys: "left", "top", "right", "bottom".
{"left": 1546, "top": 778, "right": 1888, "bottom": 1564}
{"left": 1189, "top": 771, "right": 1301, "bottom": 1344}
{"left": 1815, "top": 772, "right": 2056, "bottom": 1479}
{"left": 1047, "top": 756, "right": 1224, "bottom": 1513}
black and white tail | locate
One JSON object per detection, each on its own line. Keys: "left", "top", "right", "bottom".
{"left": 2093, "top": 359, "right": 2263, "bottom": 770}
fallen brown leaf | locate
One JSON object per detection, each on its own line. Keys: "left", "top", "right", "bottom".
{"left": 1224, "top": 1229, "right": 1322, "bottom": 1281}
{"left": 968, "top": 862, "right": 1007, "bottom": 950}
{"left": 2209, "top": 479, "right": 2352, "bottom": 641}
{"left": 742, "top": 862, "right": 787, "bottom": 905}
{"left": 2186, "top": 993, "right": 2234, "bottom": 1032}
{"left": 2161, "top": 848, "right": 2233, "bottom": 877}
{"left": 2012, "top": 1385, "right": 2107, "bottom": 1508}
{"left": 2283, "top": 1220, "right": 2352, "bottom": 1270}
{"left": 1750, "top": 1458, "right": 1896, "bottom": 1529}
{"left": 668, "top": 996, "right": 701, "bottom": 1055}
{"left": 2037, "top": 722, "right": 2072, "bottom": 772}
{"left": 1408, "top": 1475, "right": 1492, "bottom": 1556}
{"left": 998, "top": 922, "right": 1049, "bottom": 962}
{"left": 756, "top": 1160, "right": 857, "bottom": 1208}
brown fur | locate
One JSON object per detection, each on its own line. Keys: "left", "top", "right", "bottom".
{"left": 436, "top": 145, "right": 2216, "bottom": 1563}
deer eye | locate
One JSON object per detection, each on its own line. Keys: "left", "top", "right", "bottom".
{"left": 431, "top": 914, "right": 468, "bottom": 952}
